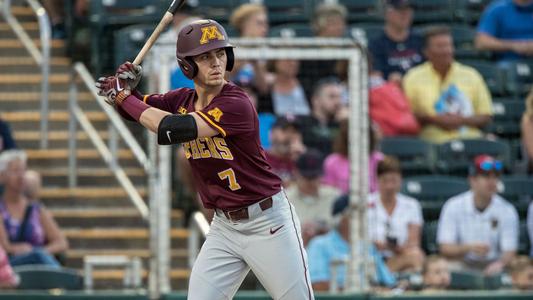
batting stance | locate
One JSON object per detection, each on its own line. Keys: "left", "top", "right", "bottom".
{"left": 95, "top": 19, "right": 314, "bottom": 299}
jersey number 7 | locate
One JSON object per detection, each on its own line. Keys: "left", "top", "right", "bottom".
{"left": 217, "top": 168, "right": 241, "bottom": 191}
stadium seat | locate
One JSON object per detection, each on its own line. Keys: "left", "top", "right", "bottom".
{"left": 379, "top": 137, "right": 435, "bottom": 176}
{"left": 422, "top": 221, "right": 439, "bottom": 254}
{"left": 454, "top": 0, "right": 494, "bottom": 25}
{"left": 269, "top": 23, "right": 314, "bottom": 38}
{"left": 15, "top": 265, "right": 83, "bottom": 290}
{"left": 350, "top": 23, "right": 383, "bottom": 45}
{"left": 486, "top": 100, "right": 525, "bottom": 140}
{"left": 402, "top": 175, "right": 469, "bottom": 220}
{"left": 240, "top": 0, "right": 309, "bottom": 25}
{"left": 518, "top": 220, "right": 531, "bottom": 255}
{"left": 114, "top": 25, "right": 155, "bottom": 68}
{"left": 501, "top": 60, "right": 533, "bottom": 97}
{"left": 459, "top": 60, "right": 507, "bottom": 96}
{"left": 449, "top": 25, "right": 491, "bottom": 60}
{"left": 332, "top": 0, "right": 382, "bottom": 23}
{"left": 435, "top": 139, "right": 511, "bottom": 176}
{"left": 411, "top": 0, "right": 455, "bottom": 24}
{"left": 197, "top": 0, "right": 235, "bottom": 23}
{"left": 498, "top": 176, "right": 533, "bottom": 218}
{"left": 89, "top": 0, "right": 165, "bottom": 74}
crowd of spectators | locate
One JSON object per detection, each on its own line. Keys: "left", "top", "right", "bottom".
{"left": 19, "top": 0, "right": 533, "bottom": 294}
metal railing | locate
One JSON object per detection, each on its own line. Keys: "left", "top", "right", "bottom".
{"left": 2, "top": 0, "right": 51, "bottom": 148}
{"left": 68, "top": 62, "right": 151, "bottom": 220}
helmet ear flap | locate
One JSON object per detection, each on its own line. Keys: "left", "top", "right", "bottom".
{"left": 177, "top": 57, "right": 198, "bottom": 79}
{"left": 225, "top": 47, "right": 235, "bottom": 72}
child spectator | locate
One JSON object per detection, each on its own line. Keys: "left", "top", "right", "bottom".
{"left": 507, "top": 256, "right": 533, "bottom": 290}
{"left": 422, "top": 255, "right": 451, "bottom": 290}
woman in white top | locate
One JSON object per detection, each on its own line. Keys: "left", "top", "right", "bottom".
{"left": 368, "top": 156, "right": 425, "bottom": 272}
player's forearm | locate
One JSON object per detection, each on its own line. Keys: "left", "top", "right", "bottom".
{"left": 139, "top": 108, "right": 171, "bottom": 133}
{"left": 475, "top": 33, "right": 517, "bottom": 52}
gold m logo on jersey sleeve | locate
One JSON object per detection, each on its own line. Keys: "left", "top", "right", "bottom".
{"left": 207, "top": 107, "right": 223, "bottom": 122}
{"left": 200, "top": 26, "right": 225, "bottom": 45}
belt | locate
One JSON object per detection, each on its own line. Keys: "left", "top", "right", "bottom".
{"left": 221, "top": 197, "right": 273, "bottom": 221}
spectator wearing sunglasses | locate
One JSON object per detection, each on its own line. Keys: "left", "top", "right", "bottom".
{"left": 437, "top": 155, "right": 519, "bottom": 276}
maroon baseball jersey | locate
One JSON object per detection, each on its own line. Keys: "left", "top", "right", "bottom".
{"left": 143, "top": 82, "right": 282, "bottom": 210}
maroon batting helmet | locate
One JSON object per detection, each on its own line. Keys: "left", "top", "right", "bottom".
{"left": 176, "top": 19, "right": 235, "bottom": 79}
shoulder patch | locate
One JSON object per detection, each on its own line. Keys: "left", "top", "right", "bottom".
{"left": 208, "top": 107, "right": 223, "bottom": 122}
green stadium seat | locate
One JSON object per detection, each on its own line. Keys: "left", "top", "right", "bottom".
{"left": 422, "top": 221, "right": 439, "bottom": 254}
{"left": 197, "top": 0, "right": 235, "bottom": 23}
{"left": 436, "top": 139, "right": 511, "bottom": 176}
{"left": 454, "top": 0, "right": 493, "bottom": 25}
{"left": 486, "top": 100, "right": 525, "bottom": 140}
{"left": 380, "top": 137, "right": 435, "bottom": 176}
{"left": 350, "top": 23, "right": 383, "bottom": 45}
{"left": 459, "top": 60, "right": 507, "bottom": 96}
{"left": 269, "top": 23, "right": 314, "bottom": 38}
{"left": 114, "top": 25, "right": 155, "bottom": 67}
{"left": 498, "top": 176, "right": 533, "bottom": 218}
{"left": 402, "top": 175, "right": 469, "bottom": 220}
{"left": 334, "top": 0, "right": 382, "bottom": 23}
{"left": 89, "top": 0, "right": 165, "bottom": 74}
{"left": 239, "top": 0, "right": 309, "bottom": 25}
{"left": 449, "top": 25, "right": 491, "bottom": 60}
{"left": 501, "top": 60, "right": 533, "bottom": 98}
{"left": 449, "top": 271, "right": 486, "bottom": 290}
{"left": 15, "top": 265, "right": 83, "bottom": 290}
{"left": 518, "top": 221, "right": 531, "bottom": 256}
{"left": 411, "top": 0, "right": 455, "bottom": 24}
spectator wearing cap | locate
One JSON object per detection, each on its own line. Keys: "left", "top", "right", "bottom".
{"left": 229, "top": 3, "right": 270, "bottom": 95}
{"left": 297, "top": 77, "right": 347, "bottom": 156}
{"left": 368, "top": 156, "right": 425, "bottom": 273}
{"left": 403, "top": 25, "right": 493, "bottom": 144}
{"left": 475, "top": 0, "right": 533, "bottom": 62}
{"left": 437, "top": 155, "right": 519, "bottom": 275}
{"left": 265, "top": 117, "right": 306, "bottom": 187}
{"left": 369, "top": 0, "right": 424, "bottom": 85}
{"left": 307, "top": 194, "right": 397, "bottom": 291}
{"left": 286, "top": 150, "right": 340, "bottom": 246}
{"left": 422, "top": 255, "right": 451, "bottom": 291}
{"left": 507, "top": 256, "right": 533, "bottom": 290}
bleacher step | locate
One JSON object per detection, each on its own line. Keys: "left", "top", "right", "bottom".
{"left": 65, "top": 248, "right": 188, "bottom": 269}
{"left": 37, "top": 167, "right": 147, "bottom": 187}
{"left": 64, "top": 228, "right": 188, "bottom": 249}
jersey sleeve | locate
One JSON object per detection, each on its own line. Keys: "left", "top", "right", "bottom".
{"left": 500, "top": 206, "right": 519, "bottom": 252}
{"left": 143, "top": 88, "right": 191, "bottom": 114}
{"left": 196, "top": 94, "right": 255, "bottom": 137}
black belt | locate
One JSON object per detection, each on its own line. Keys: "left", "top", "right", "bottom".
{"left": 221, "top": 197, "right": 273, "bottom": 221}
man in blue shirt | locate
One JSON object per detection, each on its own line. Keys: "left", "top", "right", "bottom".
{"left": 369, "top": 0, "right": 424, "bottom": 85}
{"left": 307, "top": 195, "right": 396, "bottom": 291}
{"left": 475, "top": 0, "right": 533, "bottom": 61}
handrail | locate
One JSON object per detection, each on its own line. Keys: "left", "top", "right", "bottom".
{"left": 68, "top": 62, "right": 152, "bottom": 220}
{"left": 187, "top": 212, "right": 210, "bottom": 268}
{"left": 2, "top": 0, "right": 51, "bottom": 149}
{"left": 73, "top": 63, "right": 152, "bottom": 172}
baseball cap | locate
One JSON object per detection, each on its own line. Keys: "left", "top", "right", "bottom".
{"left": 385, "top": 0, "right": 412, "bottom": 9}
{"left": 296, "top": 149, "right": 324, "bottom": 178}
{"left": 469, "top": 154, "right": 503, "bottom": 176}
{"left": 271, "top": 116, "right": 300, "bottom": 131}
{"left": 332, "top": 194, "right": 349, "bottom": 216}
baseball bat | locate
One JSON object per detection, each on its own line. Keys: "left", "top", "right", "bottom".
{"left": 132, "top": 0, "right": 187, "bottom": 65}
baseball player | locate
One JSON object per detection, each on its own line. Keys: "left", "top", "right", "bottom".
{"left": 95, "top": 19, "right": 314, "bottom": 300}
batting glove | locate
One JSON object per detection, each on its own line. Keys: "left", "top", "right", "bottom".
{"left": 95, "top": 76, "right": 130, "bottom": 107}
{"left": 116, "top": 62, "right": 142, "bottom": 90}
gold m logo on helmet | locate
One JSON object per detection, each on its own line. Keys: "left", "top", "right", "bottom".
{"left": 200, "top": 26, "right": 225, "bottom": 45}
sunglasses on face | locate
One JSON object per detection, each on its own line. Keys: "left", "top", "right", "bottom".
{"left": 478, "top": 160, "right": 503, "bottom": 172}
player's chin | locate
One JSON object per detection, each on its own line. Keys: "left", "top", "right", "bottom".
{"left": 206, "top": 77, "right": 225, "bottom": 86}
